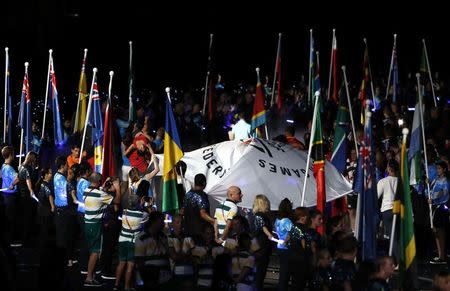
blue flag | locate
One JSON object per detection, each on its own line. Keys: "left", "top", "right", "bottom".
{"left": 357, "top": 111, "right": 377, "bottom": 261}
{"left": 18, "top": 68, "right": 32, "bottom": 154}
{"left": 90, "top": 78, "right": 103, "bottom": 173}
{"left": 49, "top": 61, "right": 64, "bottom": 146}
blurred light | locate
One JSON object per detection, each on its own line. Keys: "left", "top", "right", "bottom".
{"left": 408, "top": 107, "right": 415, "bottom": 111}
{"left": 286, "top": 119, "right": 294, "bottom": 124}
{"left": 398, "top": 119, "right": 404, "bottom": 126}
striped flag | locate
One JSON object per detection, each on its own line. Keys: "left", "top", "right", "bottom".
{"left": 409, "top": 91, "right": 422, "bottom": 185}
{"left": 90, "top": 77, "right": 103, "bottom": 173}
{"left": 162, "top": 91, "right": 184, "bottom": 214}
{"left": 312, "top": 93, "right": 326, "bottom": 234}
{"left": 250, "top": 69, "right": 266, "bottom": 136}
{"left": 357, "top": 111, "right": 377, "bottom": 261}
{"left": 394, "top": 129, "right": 418, "bottom": 290}
{"left": 331, "top": 89, "right": 349, "bottom": 173}
{"left": 18, "top": 65, "right": 32, "bottom": 154}
{"left": 73, "top": 50, "right": 88, "bottom": 133}
{"left": 49, "top": 59, "right": 64, "bottom": 146}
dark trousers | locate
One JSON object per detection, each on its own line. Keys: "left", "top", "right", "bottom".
{"left": 288, "top": 251, "right": 306, "bottom": 291}
{"left": 17, "top": 195, "right": 34, "bottom": 245}
{"left": 100, "top": 216, "right": 119, "bottom": 274}
{"left": 278, "top": 248, "right": 290, "bottom": 291}
{"left": 38, "top": 214, "right": 55, "bottom": 250}
{"left": 55, "top": 207, "right": 75, "bottom": 263}
{"left": 77, "top": 213, "right": 88, "bottom": 270}
{"left": 255, "top": 246, "right": 272, "bottom": 291}
{"left": 1, "top": 194, "right": 16, "bottom": 244}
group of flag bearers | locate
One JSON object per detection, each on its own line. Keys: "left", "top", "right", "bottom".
{"left": 1, "top": 28, "right": 445, "bottom": 290}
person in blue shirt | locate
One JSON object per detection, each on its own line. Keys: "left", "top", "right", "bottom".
{"left": 274, "top": 198, "right": 293, "bottom": 291}
{"left": 1, "top": 146, "right": 19, "bottom": 244}
{"left": 428, "top": 160, "right": 449, "bottom": 265}
{"left": 53, "top": 155, "right": 74, "bottom": 266}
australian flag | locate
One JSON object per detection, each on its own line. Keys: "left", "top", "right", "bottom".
{"left": 90, "top": 77, "right": 103, "bottom": 173}
{"left": 18, "top": 66, "right": 32, "bottom": 154}
{"left": 49, "top": 60, "right": 64, "bottom": 146}
{"left": 357, "top": 111, "right": 377, "bottom": 261}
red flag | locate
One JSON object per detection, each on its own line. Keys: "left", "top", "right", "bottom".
{"left": 102, "top": 97, "right": 116, "bottom": 180}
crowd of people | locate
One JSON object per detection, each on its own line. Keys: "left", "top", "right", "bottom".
{"left": 0, "top": 69, "right": 449, "bottom": 291}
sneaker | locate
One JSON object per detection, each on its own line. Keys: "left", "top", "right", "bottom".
{"left": 101, "top": 273, "right": 116, "bottom": 280}
{"left": 84, "top": 279, "right": 102, "bottom": 287}
{"left": 430, "top": 257, "right": 447, "bottom": 264}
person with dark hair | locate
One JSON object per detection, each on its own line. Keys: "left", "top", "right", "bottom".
{"left": 36, "top": 167, "right": 54, "bottom": 250}
{"left": 308, "top": 209, "right": 325, "bottom": 252}
{"left": 182, "top": 173, "right": 214, "bottom": 239}
{"left": 274, "top": 198, "right": 293, "bottom": 291}
{"left": 432, "top": 269, "right": 450, "bottom": 291}
{"left": 128, "top": 153, "right": 160, "bottom": 202}
{"left": 330, "top": 236, "right": 358, "bottom": 291}
{"left": 367, "top": 256, "right": 395, "bottom": 291}
{"left": 1, "top": 146, "right": 19, "bottom": 245}
{"left": 211, "top": 253, "right": 234, "bottom": 291}
{"left": 129, "top": 119, "right": 152, "bottom": 175}
{"left": 83, "top": 173, "right": 121, "bottom": 287}
{"left": 429, "top": 160, "right": 449, "bottom": 264}
{"left": 135, "top": 211, "right": 171, "bottom": 289}
{"left": 285, "top": 125, "right": 305, "bottom": 150}
{"left": 17, "top": 151, "right": 38, "bottom": 246}
{"left": 67, "top": 144, "right": 85, "bottom": 169}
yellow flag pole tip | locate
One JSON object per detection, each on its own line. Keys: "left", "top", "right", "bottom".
{"left": 109, "top": 71, "right": 114, "bottom": 76}
{"left": 402, "top": 128, "right": 409, "bottom": 136}
{"left": 165, "top": 87, "right": 170, "bottom": 93}
{"left": 416, "top": 73, "right": 421, "bottom": 79}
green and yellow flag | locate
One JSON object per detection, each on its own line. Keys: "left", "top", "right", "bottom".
{"left": 162, "top": 92, "right": 184, "bottom": 214}
{"left": 393, "top": 129, "right": 418, "bottom": 290}
{"left": 73, "top": 50, "right": 88, "bottom": 133}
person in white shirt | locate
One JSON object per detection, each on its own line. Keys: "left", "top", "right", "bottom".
{"left": 229, "top": 112, "right": 251, "bottom": 141}
{"left": 377, "top": 160, "right": 398, "bottom": 239}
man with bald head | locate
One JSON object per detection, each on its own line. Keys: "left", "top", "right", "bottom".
{"left": 214, "top": 186, "right": 243, "bottom": 244}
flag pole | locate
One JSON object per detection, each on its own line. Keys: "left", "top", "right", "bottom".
{"left": 327, "top": 29, "right": 336, "bottom": 101}
{"left": 202, "top": 34, "right": 214, "bottom": 116}
{"left": 422, "top": 39, "right": 437, "bottom": 107}
{"left": 19, "top": 62, "right": 29, "bottom": 165}
{"left": 79, "top": 67, "right": 97, "bottom": 164}
{"left": 270, "top": 33, "right": 282, "bottom": 107}
{"left": 416, "top": 73, "right": 434, "bottom": 229}
{"left": 342, "top": 66, "right": 359, "bottom": 158}
{"left": 308, "top": 29, "right": 313, "bottom": 108}
{"left": 41, "top": 49, "right": 53, "bottom": 140}
{"left": 389, "top": 127, "right": 409, "bottom": 255}
{"left": 363, "top": 38, "right": 376, "bottom": 105}
{"left": 385, "top": 34, "right": 397, "bottom": 101}
{"left": 74, "top": 48, "right": 88, "bottom": 134}
{"left": 3, "top": 47, "right": 9, "bottom": 143}
{"left": 301, "top": 91, "right": 320, "bottom": 206}
{"left": 102, "top": 70, "right": 114, "bottom": 169}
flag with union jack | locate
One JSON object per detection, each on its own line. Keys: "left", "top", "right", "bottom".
{"left": 18, "top": 65, "right": 32, "bottom": 154}
{"left": 49, "top": 59, "right": 64, "bottom": 146}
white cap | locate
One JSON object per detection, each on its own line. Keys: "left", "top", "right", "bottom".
{"left": 129, "top": 41, "right": 133, "bottom": 45}
{"left": 416, "top": 73, "right": 421, "bottom": 79}
{"left": 24, "top": 62, "right": 29, "bottom": 67}
{"left": 84, "top": 48, "right": 88, "bottom": 53}
{"left": 402, "top": 128, "right": 409, "bottom": 135}
{"left": 341, "top": 65, "right": 346, "bottom": 71}
{"left": 49, "top": 49, "right": 53, "bottom": 53}
{"left": 93, "top": 67, "right": 98, "bottom": 73}
{"left": 109, "top": 71, "right": 114, "bottom": 76}
{"left": 165, "top": 87, "right": 170, "bottom": 93}
{"left": 315, "top": 91, "right": 320, "bottom": 97}
{"left": 5, "top": 47, "right": 8, "bottom": 51}
{"left": 256, "top": 67, "right": 260, "bottom": 73}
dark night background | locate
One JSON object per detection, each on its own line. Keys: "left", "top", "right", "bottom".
{"left": 1, "top": 1, "right": 448, "bottom": 115}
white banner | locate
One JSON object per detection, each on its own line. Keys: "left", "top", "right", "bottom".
{"left": 171, "top": 138, "right": 352, "bottom": 209}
